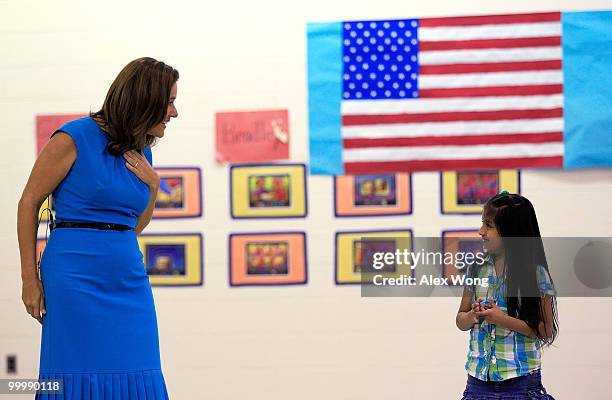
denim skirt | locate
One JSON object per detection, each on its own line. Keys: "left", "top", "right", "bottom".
{"left": 461, "top": 369, "right": 554, "bottom": 400}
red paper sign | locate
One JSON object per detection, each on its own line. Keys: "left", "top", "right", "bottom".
{"left": 36, "top": 114, "right": 86, "bottom": 155}
{"left": 215, "top": 110, "right": 289, "bottom": 163}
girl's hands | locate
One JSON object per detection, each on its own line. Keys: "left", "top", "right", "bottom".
{"left": 469, "top": 301, "right": 481, "bottom": 324}
{"left": 469, "top": 297, "right": 496, "bottom": 324}
{"left": 122, "top": 150, "right": 160, "bottom": 190}
{"left": 472, "top": 297, "right": 492, "bottom": 311}
{"left": 22, "top": 276, "right": 45, "bottom": 324}
{"left": 474, "top": 298, "right": 505, "bottom": 325}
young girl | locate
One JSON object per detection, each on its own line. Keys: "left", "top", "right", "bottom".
{"left": 456, "top": 192, "right": 559, "bottom": 399}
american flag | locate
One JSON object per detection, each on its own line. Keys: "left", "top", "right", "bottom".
{"left": 339, "top": 12, "right": 564, "bottom": 173}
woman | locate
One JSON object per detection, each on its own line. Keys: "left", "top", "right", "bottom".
{"left": 17, "top": 57, "right": 178, "bottom": 399}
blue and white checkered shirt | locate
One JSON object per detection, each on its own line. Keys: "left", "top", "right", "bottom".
{"left": 464, "top": 255, "right": 556, "bottom": 381}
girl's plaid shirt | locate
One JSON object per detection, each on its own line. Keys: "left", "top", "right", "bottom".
{"left": 464, "top": 255, "right": 556, "bottom": 381}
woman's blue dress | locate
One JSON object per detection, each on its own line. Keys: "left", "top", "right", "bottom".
{"left": 36, "top": 116, "right": 169, "bottom": 399}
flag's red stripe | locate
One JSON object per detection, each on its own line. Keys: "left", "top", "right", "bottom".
{"left": 419, "top": 12, "right": 561, "bottom": 27}
{"left": 419, "top": 36, "right": 560, "bottom": 51}
{"left": 343, "top": 132, "right": 563, "bottom": 148}
{"left": 342, "top": 108, "right": 563, "bottom": 126}
{"left": 419, "top": 84, "right": 563, "bottom": 98}
{"left": 420, "top": 60, "right": 562, "bottom": 75}
{"left": 345, "top": 156, "right": 563, "bottom": 173}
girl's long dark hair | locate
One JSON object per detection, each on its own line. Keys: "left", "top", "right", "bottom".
{"left": 484, "top": 193, "right": 559, "bottom": 346}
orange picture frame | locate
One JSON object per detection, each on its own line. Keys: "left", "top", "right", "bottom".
{"left": 334, "top": 173, "right": 412, "bottom": 217}
{"left": 229, "top": 232, "right": 307, "bottom": 286}
{"left": 153, "top": 167, "right": 202, "bottom": 219}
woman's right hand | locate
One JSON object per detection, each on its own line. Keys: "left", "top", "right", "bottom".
{"left": 17, "top": 130, "right": 75, "bottom": 325}
{"left": 22, "top": 277, "right": 46, "bottom": 324}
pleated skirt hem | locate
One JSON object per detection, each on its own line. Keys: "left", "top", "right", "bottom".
{"left": 35, "top": 369, "right": 169, "bottom": 400}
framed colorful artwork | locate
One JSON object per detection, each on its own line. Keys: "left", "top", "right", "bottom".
{"left": 215, "top": 109, "right": 289, "bottom": 163}
{"left": 229, "top": 232, "right": 307, "bottom": 286}
{"left": 38, "top": 196, "right": 54, "bottom": 223}
{"left": 335, "top": 229, "right": 413, "bottom": 284}
{"left": 441, "top": 230, "right": 483, "bottom": 285}
{"left": 36, "top": 237, "right": 48, "bottom": 271}
{"left": 152, "top": 167, "right": 203, "bottom": 219}
{"left": 334, "top": 173, "right": 412, "bottom": 217}
{"left": 36, "top": 114, "right": 86, "bottom": 222}
{"left": 230, "top": 164, "right": 307, "bottom": 219}
{"left": 138, "top": 233, "right": 203, "bottom": 287}
{"left": 440, "top": 170, "right": 520, "bottom": 214}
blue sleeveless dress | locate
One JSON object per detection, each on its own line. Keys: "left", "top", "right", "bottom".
{"left": 37, "top": 116, "right": 169, "bottom": 399}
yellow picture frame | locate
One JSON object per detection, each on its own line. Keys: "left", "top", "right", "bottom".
{"left": 138, "top": 233, "right": 203, "bottom": 286}
{"left": 230, "top": 163, "right": 307, "bottom": 218}
{"left": 441, "top": 170, "right": 520, "bottom": 214}
{"left": 38, "top": 196, "right": 54, "bottom": 222}
{"left": 335, "top": 229, "right": 413, "bottom": 284}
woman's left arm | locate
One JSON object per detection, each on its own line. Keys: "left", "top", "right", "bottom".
{"left": 123, "top": 149, "right": 160, "bottom": 235}
{"left": 135, "top": 185, "right": 159, "bottom": 234}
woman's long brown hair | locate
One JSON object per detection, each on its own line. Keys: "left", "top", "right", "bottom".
{"left": 90, "top": 57, "right": 179, "bottom": 155}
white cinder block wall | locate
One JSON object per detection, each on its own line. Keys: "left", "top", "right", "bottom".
{"left": 2, "top": 1, "right": 612, "bottom": 399}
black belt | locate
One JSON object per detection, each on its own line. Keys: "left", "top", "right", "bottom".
{"left": 50, "top": 222, "right": 134, "bottom": 231}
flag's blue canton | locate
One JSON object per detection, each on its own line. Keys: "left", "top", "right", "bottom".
{"left": 342, "top": 19, "right": 420, "bottom": 100}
